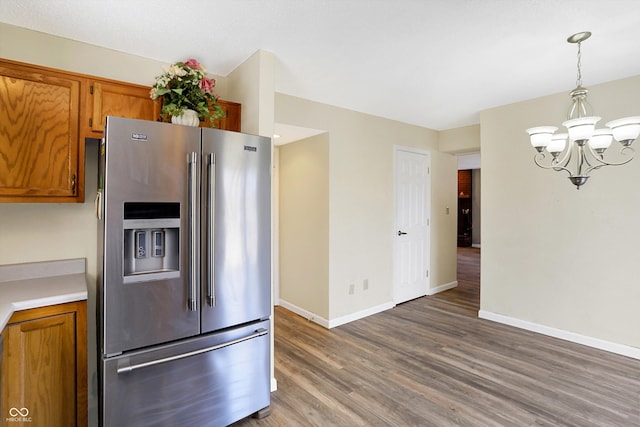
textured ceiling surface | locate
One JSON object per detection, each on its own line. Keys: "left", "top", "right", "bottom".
{"left": 1, "top": 0, "right": 640, "bottom": 131}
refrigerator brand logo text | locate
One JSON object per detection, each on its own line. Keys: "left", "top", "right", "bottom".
{"left": 131, "top": 133, "right": 148, "bottom": 142}
{"left": 244, "top": 145, "right": 257, "bottom": 152}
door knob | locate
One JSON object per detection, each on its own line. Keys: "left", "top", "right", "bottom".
{"left": 397, "top": 230, "right": 407, "bottom": 236}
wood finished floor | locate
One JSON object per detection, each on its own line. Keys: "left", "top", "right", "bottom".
{"left": 233, "top": 247, "right": 640, "bottom": 426}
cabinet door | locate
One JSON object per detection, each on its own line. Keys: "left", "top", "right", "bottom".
{"left": 0, "top": 62, "right": 82, "bottom": 201}
{"left": 2, "top": 313, "right": 76, "bottom": 427}
{"left": 0, "top": 301, "right": 87, "bottom": 427}
{"left": 213, "top": 99, "right": 241, "bottom": 132}
{"left": 87, "top": 80, "right": 160, "bottom": 134}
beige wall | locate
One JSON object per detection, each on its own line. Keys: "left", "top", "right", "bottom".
{"left": 276, "top": 94, "right": 458, "bottom": 322}
{"left": 227, "top": 49, "right": 275, "bottom": 137}
{"left": 439, "top": 123, "right": 480, "bottom": 154}
{"left": 0, "top": 22, "right": 229, "bottom": 95}
{"left": 480, "top": 74, "right": 640, "bottom": 349}
{"left": 278, "top": 135, "right": 330, "bottom": 318}
{"left": 440, "top": 123, "right": 481, "bottom": 248}
{"left": 471, "top": 169, "right": 481, "bottom": 246}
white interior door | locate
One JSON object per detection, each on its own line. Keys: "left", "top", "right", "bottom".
{"left": 393, "top": 147, "right": 430, "bottom": 304}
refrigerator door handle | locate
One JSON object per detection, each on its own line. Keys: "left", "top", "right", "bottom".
{"left": 187, "top": 152, "right": 198, "bottom": 311}
{"left": 206, "top": 153, "right": 216, "bottom": 307}
{"left": 116, "top": 328, "right": 268, "bottom": 374}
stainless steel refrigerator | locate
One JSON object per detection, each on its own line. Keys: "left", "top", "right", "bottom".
{"left": 96, "top": 116, "right": 271, "bottom": 426}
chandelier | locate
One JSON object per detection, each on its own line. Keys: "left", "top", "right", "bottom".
{"left": 526, "top": 32, "right": 640, "bottom": 189}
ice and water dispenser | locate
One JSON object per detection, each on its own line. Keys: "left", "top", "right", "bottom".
{"left": 123, "top": 202, "right": 181, "bottom": 283}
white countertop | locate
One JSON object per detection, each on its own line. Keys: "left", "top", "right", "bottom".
{"left": 0, "top": 258, "right": 88, "bottom": 330}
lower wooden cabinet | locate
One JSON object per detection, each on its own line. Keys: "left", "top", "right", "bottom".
{"left": 1, "top": 301, "right": 87, "bottom": 427}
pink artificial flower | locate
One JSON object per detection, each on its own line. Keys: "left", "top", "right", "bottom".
{"left": 200, "top": 77, "right": 215, "bottom": 94}
{"left": 184, "top": 58, "right": 201, "bottom": 70}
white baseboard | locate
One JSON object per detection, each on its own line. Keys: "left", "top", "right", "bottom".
{"left": 328, "top": 302, "right": 395, "bottom": 328}
{"left": 471, "top": 243, "right": 481, "bottom": 248}
{"left": 278, "top": 299, "right": 330, "bottom": 328}
{"left": 278, "top": 299, "right": 395, "bottom": 329}
{"left": 271, "top": 377, "right": 278, "bottom": 392}
{"left": 427, "top": 281, "right": 457, "bottom": 295}
{"left": 478, "top": 310, "right": 640, "bottom": 360}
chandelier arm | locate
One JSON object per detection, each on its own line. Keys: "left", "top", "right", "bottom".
{"left": 567, "top": 103, "right": 578, "bottom": 121}
{"left": 581, "top": 150, "right": 594, "bottom": 168}
{"left": 576, "top": 144, "right": 589, "bottom": 177}
{"left": 534, "top": 152, "right": 573, "bottom": 176}
{"left": 591, "top": 144, "right": 634, "bottom": 165}
{"left": 583, "top": 145, "right": 635, "bottom": 175}
{"left": 584, "top": 164, "right": 605, "bottom": 175}
{"left": 553, "top": 143, "right": 573, "bottom": 167}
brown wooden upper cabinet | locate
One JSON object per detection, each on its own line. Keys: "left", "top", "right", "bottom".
{"left": 0, "top": 59, "right": 84, "bottom": 202}
{"left": 211, "top": 99, "right": 241, "bottom": 132}
{"left": 86, "top": 81, "right": 241, "bottom": 134}
{"left": 86, "top": 80, "right": 160, "bottom": 135}
{"left": 0, "top": 58, "right": 242, "bottom": 203}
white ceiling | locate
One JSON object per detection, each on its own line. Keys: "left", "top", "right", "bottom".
{"left": 272, "top": 123, "right": 326, "bottom": 146}
{"left": 2, "top": 0, "right": 640, "bottom": 132}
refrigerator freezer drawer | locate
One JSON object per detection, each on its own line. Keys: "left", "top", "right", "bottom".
{"left": 101, "top": 320, "right": 270, "bottom": 427}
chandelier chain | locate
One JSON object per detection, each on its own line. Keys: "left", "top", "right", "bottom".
{"left": 575, "top": 41, "right": 583, "bottom": 88}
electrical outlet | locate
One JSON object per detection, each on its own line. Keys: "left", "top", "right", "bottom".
{"left": 349, "top": 284, "right": 355, "bottom": 295}
{"left": 363, "top": 279, "right": 369, "bottom": 290}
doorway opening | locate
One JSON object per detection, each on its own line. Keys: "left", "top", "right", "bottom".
{"left": 454, "top": 154, "right": 481, "bottom": 313}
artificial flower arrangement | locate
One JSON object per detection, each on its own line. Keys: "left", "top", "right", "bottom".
{"left": 150, "top": 58, "right": 225, "bottom": 126}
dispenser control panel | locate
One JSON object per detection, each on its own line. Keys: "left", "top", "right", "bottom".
{"left": 133, "top": 230, "right": 165, "bottom": 259}
{"left": 123, "top": 202, "right": 180, "bottom": 283}
{"left": 135, "top": 231, "right": 147, "bottom": 259}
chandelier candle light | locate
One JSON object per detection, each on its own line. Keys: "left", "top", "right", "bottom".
{"left": 526, "top": 32, "right": 640, "bottom": 189}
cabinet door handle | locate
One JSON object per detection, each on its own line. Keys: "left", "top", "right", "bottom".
{"left": 71, "top": 174, "right": 77, "bottom": 195}
{"left": 397, "top": 230, "right": 407, "bottom": 236}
